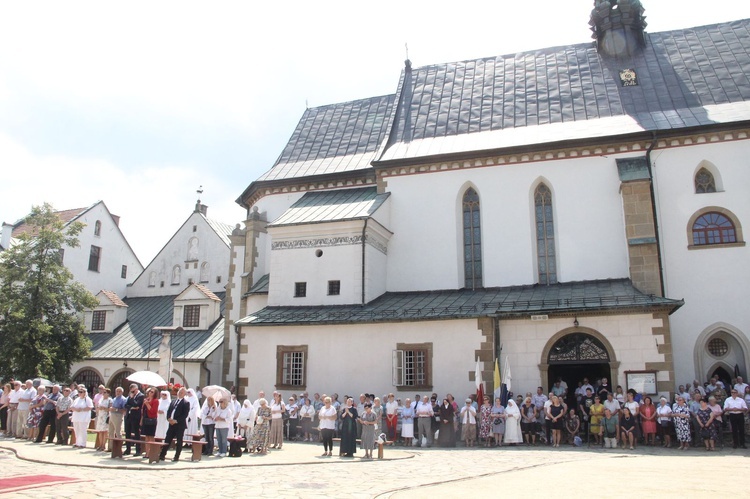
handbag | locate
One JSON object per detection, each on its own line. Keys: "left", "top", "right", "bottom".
{"left": 143, "top": 417, "right": 157, "bottom": 426}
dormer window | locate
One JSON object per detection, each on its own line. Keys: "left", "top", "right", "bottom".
{"left": 183, "top": 305, "right": 200, "bottom": 327}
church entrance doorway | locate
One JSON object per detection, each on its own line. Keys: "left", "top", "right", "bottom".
{"left": 546, "top": 333, "right": 612, "bottom": 410}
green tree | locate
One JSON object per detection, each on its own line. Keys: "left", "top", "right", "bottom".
{"left": 0, "top": 203, "right": 98, "bottom": 381}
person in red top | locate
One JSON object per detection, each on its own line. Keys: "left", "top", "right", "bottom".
{"left": 140, "top": 387, "right": 159, "bottom": 457}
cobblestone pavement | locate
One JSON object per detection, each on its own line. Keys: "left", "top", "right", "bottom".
{"left": 0, "top": 439, "right": 747, "bottom": 498}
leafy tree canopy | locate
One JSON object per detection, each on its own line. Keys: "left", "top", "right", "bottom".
{"left": 0, "top": 203, "right": 98, "bottom": 381}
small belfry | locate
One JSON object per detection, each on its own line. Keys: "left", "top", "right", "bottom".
{"left": 589, "top": 0, "right": 647, "bottom": 57}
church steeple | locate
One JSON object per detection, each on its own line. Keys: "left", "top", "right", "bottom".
{"left": 589, "top": 0, "right": 647, "bottom": 58}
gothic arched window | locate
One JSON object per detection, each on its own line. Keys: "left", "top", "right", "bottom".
{"left": 534, "top": 183, "right": 557, "bottom": 285}
{"left": 462, "top": 188, "right": 482, "bottom": 289}
{"left": 695, "top": 167, "right": 716, "bottom": 193}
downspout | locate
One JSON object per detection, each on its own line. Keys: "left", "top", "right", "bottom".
{"left": 234, "top": 324, "right": 241, "bottom": 390}
{"left": 361, "top": 219, "right": 368, "bottom": 305}
{"left": 201, "top": 360, "right": 211, "bottom": 386}
{"left": 645, "top": 133, "right": 665, "bottom": 297}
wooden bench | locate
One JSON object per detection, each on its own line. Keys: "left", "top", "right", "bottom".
{"left": 108, "top": 437, "right": 168, "bottom": 463}
{"left": 88, "top": 429, "right": 109, "bottom": 450}
{"left": 182, "top": 439, "right": 205, "bottom": 462}
{"left": 332, "top": 438, "right": 394, "bottom": 459}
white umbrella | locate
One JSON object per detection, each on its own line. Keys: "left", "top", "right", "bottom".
{"left": 126, "top": 371, "right": 168, "bottom": 387}
{"left": 202, "top": 385, "right": 231, "bottom": 401}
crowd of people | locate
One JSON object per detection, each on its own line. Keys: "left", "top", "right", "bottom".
{"left": 0, "top": 374, "right": 748, "bottom": 461}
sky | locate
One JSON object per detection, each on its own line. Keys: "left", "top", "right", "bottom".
{"left": 2, "top": 0, "right": 750, "bottom": 266}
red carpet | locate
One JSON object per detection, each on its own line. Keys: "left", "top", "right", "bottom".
{"left": 0, "top": 474, "right": 89, "bottom": 494}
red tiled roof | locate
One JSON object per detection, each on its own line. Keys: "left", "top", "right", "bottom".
{"left": 11, "top": 207, "right": 88, "bottom": 238}
{"left": 100, "top": 290, "right": 128, "bottom": 308}
{"left": 194, "top": 283, "right": 221, "bottom": 301}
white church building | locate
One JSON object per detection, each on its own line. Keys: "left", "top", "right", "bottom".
{"left": 225, "top": 3, "right": 749, "bottom": 401}
{"left": 70, "top": 201, "right": 233, "bottom": 393}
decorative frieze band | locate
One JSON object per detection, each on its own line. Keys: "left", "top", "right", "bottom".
{"left": 272, "top": 234, "right": 387, "bottom": 254}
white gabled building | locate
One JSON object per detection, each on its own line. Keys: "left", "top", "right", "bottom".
{"left": 71, "top": 201, "right": 234, "bottom": 393}
{"left": 1, "top": 201, "right": 143, "bottom": 297}
{"left": 226, "top": 4, "right": 749, "bottom": 402}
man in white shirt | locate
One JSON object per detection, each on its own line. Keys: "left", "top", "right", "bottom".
{"left": 415, "top": 397, "right": 434, "bottom": 447}
{"left": 252, "top": 391, "right": 265, "bottom": 414}
{"left": 603, "top": 392, "right": 620, "bottom": 416}
{"left": 689, "top": 380, "right": 706, "bottom": 398}
{"left": 16, "top": 380, "right": 35, "bottom": 438}
{"left": 723, "top": 389, "right": 748, "bottom": 449}
{"left": 580, "top": 378, "right": 594, "bottom": 396}
{"left": 7, "top": 381, "right": 21, "bottom": 438}
{"left": 733, "top": 377, "right": 749, "bottom": 396}
{"left": 459, "top": 398, "right": 477, "bottom": 447}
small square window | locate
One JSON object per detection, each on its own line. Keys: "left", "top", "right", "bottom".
{"left": 192, "top": 225, "right": 197, "bottom": 232}
{"left": 327, "top": 280, "right": 340, "bottom": 296}
{"left": 91, "top": 310, "right": 106, "bottom": 331}
{"left": 294, "top": 282, "right": 307, "bottom": 298}
{"left": 121, "top": 265, "right": 127, "bottom": 279}
{"left": 216, "top": 276, "right": 222, "bottom": 283}
{"left": 183, "top": 305, "right": 200, "bottom": 328}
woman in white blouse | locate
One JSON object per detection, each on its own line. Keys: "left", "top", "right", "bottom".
{"left": 318, "top": 396, "right": 337, "bottom": 457}
{"left": 70, "top": 387, "right": 94, "bottom": 448}
{"left": 656, "top": 396, "right": 673, "bottom": 448}
{"left": 213, "top": 398, "right": 233, "bottom": 457}
{"left": 269, "top": 392, "right": 286, "bottom": 449}
{"left": 299, "top": 398, "right": 315, "bottom": 442}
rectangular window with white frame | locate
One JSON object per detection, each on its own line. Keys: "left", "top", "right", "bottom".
{"left": 276, "top": 345, "right": 307, "bottom": 389}
{"left": 392, "top": 342, "right": 432, "bottom": 391}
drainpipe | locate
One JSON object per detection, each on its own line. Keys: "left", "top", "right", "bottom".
{"left": 234, "top": 323, "right": 241, "bottom": 390}
{"left": 645, "top": 133, "right": 665, "bottom": 297}
{"left": 201, "top": 360, "right": 211, "bottom": 386}
{"left": 361, "top": 219, "right": 368, "bottom": 305}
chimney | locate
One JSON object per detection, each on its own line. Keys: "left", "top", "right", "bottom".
{"left": 590, "top": 0, "right": 647, "bottom": 58}
{"left": 194, "top": 201, "right": 208, "bottom": 216}
{"left": 1, "top": 222, "right": 13, "bottom": 250}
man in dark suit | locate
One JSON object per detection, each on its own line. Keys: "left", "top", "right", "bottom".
{"left": 160, "top": 387, "right": 189, "bottom": 461}
{"left": 124, "top": 383, "right": 144, "bottom": 455}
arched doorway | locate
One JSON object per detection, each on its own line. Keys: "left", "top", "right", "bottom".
{"left": 73, "top": 368, "right": 103, "bottom": 395}
{"left": 108, "top": 369, "right": 134, "bottom": 393}
{"left": 544, "top": 331, "right": 614, "bottom": 409}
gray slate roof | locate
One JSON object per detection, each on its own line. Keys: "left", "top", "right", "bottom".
{"left": 237, "top": 18, "right": 750, "bottom": 206}
{"left": 236, "top": 279, "right": 682, "bottom": 326}
{"left": 256, "top": 95, "right": 396, "bottom": 182}
{"left": 88, "top": 292, "right": 226, "bottom": 361}
{"left": 203, "top": 214, "right": 234, "bottom": 247}
{"left": 268, "top": 187, "right": 390, "bottom": 227}
{"left": 378, "top": 19, "right": 750, "bottom": 162}
{"left": 247, "top": 273, "right": 270, "bottom": 295}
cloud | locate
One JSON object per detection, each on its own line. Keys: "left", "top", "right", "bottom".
{"left": 0, "top": 132, "right": 243, "bottom": 264}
